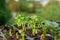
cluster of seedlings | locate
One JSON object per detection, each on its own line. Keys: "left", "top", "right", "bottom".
{"left": 0, "top": 14, "right": 60, "bottom": 40}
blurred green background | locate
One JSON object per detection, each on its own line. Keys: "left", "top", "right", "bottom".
{"left": 0, "top": 0, "right": 60, "bottom": 25}
{"left": 14, "top": 0, "right": 60, "bottom": 20}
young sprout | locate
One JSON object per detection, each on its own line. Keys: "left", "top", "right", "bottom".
{"left": 13, "top": 26, "right": 16, "bottom": 32}
{"left": 2, "top": 29, "right": 7, "bottom": 35}
{"left": 41, "top": 20, "right": 59, "bottom": 40}
{"left": 40, "top": 25, "right": 47, "bottom": 40}
{"left": 15, "top": 14, "right": 26, "bottom": 31}
{"left": 30, "top": 15, "right": 38, "bottom": 36}
{"left": 25, "top": 16, "right": 32, "bottom": 29}
{"left": 16, "top": 32, "right": 19, "bottom": 39}
{"left": 32, "top": 23, "right": 38, "bottom": 36}
{"left": 9, "top": 29, "right": 12, "bottom": 36}
{"left": 48, "top": 22, "right": 58, "bottom": 40}
{"left": 18, "top": 29, "right": 24, "bottom": 40}
{"left": 15, "top": 14, "right": 23, "bottom": 26}
{"left": 55, "top": 27, "right": 60, "bottom": 40}
{"left": 21, "top": 17, "right": 26, "bottom": 31}
{"left": 40, "top": 20, "right": 52, "bottom": 40}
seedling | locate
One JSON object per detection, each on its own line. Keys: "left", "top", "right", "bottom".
{"left": 18, "top": 29, "right": 24, "bottom": 40}
{"left": 9, "top": 29, "right": 12, "bottom": 36}
{"left": 41, "top": 20, "right": 59, "bottom": 40}
{"left": 2, "top": 29, "right": 7, "bottom": 35}
{"left": 15, "top": 14, "right": 24, "bottom": 26}
{"left": 29, "top": 15, "right": 38, "bottom": 36}
{"left": 16, "top": 32, "right": 19, "bottom": 39}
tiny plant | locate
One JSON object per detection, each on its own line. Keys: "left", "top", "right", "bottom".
{"left": 18, "top": 29, "right": 24, "bottom": 40}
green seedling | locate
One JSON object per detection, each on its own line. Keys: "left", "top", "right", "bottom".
{"left": 40, "top": 24, "right": 47, "bottom": 40}
{"left": 32, "top": 24, "right": 38, "bottom": 36}
{"left": 2, "top": 29, "right": 7, "bottom": 35}
{"left": 9, "top": 29, "right": 12, "bottom": 36}
{"left": 29, "top": 15, "right": 38, "bottom": 36}
{"left": 41, "top": 20, "right": 59, "bottom": 40}
{"left": 16, "top": 33, "right": 19, "bottom": 39}
{"left": 13, "top": 26, "right": 16, "bottom": 32}
{"left": 18, "top": 29, "right": 24, "bottom": 40}
{"left": 15, "top": 14, "right": 24, "bottom": 26}
{"left": 15, "top": 14, "right": 26, "bottom": 31}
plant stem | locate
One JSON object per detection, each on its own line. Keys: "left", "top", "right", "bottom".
{"left": 9, "top": 29, "right": 12, "bottom": 36}
{"left": 54, "top": 36, "right": 57, "bottom": 40}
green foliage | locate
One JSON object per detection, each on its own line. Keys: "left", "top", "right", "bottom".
{"left": 41, "top": 20, "right": 59, "bottom": 29}
{"left": 19, "top": 4, "right": 28, "bottom": 12}
{"left": 16, "top": 0, "right": 34, "bottom": 13}
{"left": 18, "top": 29, "right": 24, "bottom": 40}
{"left": 15, "top": 13, "right": 25, "bottom": 26}
{"left": 14, "top": 13, "right": 60, "bottom": 40}
{"left": 39, "top": 1, "right": 60, "bottom": 20}
{"left": 2, "top": 29, "right": 7, "bottom": 35}
{"left": 41, "top": 20, "right": 59, "bottom": 40}
{"left": 0, "top": 0, "right": 11, "bottom": 26}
